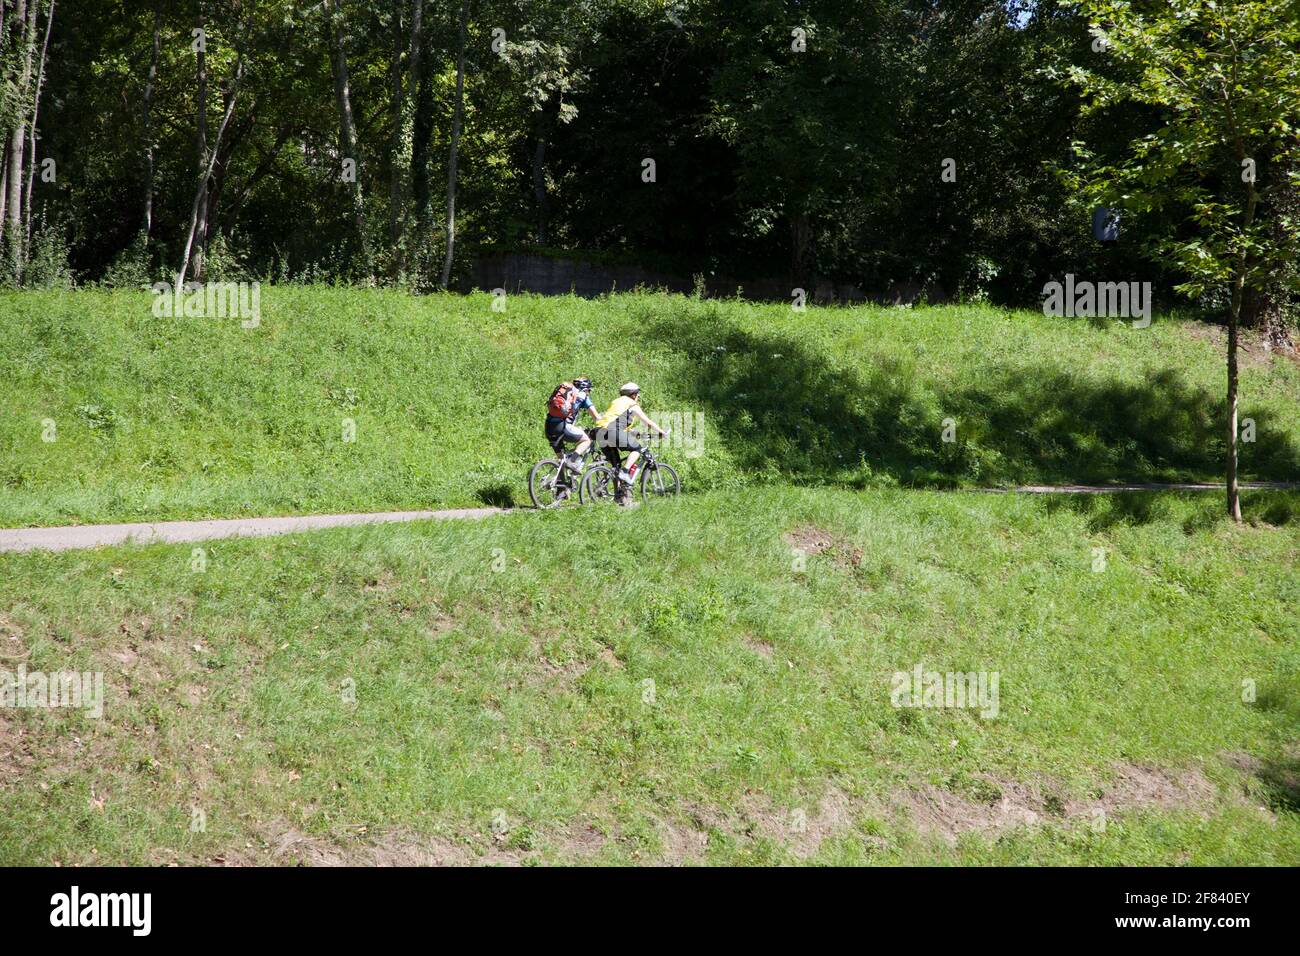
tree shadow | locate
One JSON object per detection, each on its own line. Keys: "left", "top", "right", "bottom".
{"left": 1257, "top": 756, "right": 1300, "bottom": 814}
{"left": 641, "top": 312, "right": 1300, "bottom": 488}
{"left": 475, "top": 482, "right": 517, "bottom": 508}
{"left": 1042, "top": 492, "right": 1173, "bottom": 532}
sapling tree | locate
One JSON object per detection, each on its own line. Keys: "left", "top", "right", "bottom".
{"left": 1062, "top": 0, "right": 1300, "bottom": 521}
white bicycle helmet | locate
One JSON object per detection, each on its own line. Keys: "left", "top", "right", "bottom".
{"left": 619, "top": 381, "right": 640, "bottom": 396}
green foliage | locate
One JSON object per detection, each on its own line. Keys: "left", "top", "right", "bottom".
{"left": 16, "top": 0, "right": 1145, "bottom": 303}
{"left": 1059, "top": 0, "right": 1300, "bottom": 306}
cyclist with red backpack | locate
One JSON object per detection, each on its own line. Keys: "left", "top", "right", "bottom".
{"left": 544, "top": 377, "right": 598, "bottom": 479}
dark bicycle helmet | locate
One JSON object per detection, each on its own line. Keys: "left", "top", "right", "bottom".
{"left": 573, "top": 377, "right": 593, "bottom": 392}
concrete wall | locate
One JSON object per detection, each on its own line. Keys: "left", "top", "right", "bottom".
{"left": 468, "top": 251, "right": 945, "bottom": 305}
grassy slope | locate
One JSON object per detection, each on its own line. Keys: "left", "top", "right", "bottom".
{"left": 3, "top": 287, "right": 1299, "bottom": 526}
{"left": 2, "top": 288, "right": 1297, "bottom": 866}
{"left": 1, "top": 486, "right": 1297, "bottom": 865}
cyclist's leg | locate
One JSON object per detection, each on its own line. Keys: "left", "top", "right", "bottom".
{"left": 545, "top": 419, "right": 575, "bottom": 488}
{"left": 562, "top": 422, "right": 587, "bottom": 466}
{"left": 595, "top": 426, "right": 626, "bottom": 500}
{"left": 616, "top": 429, "right": 643, "bottom": 480}
{"left": 571, "top": 423, "right": 592, "bottom": 458}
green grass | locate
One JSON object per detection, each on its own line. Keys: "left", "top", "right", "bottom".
{"left": 3, "top": 287, "right": 1299, "bottom": 526}
{"left": 2, "top": 486, "right": 1297, "bottom": 865}
{"left": 2, "top": 287, "right": 1297, "bottom": 865}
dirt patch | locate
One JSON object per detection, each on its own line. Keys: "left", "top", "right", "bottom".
{"left": 0, "top": 712, "right": 34, "bottom": 786}
{"left": 895, "top": 763, "right": 1222, "bottom": 845}
{"left": 1181, "top": 321, "right": 1295, "bottom": 368}
{"left": 229, "top": 816, "right": 613, "bottom": 867}
{"left": 783, "top": 525, "right": 863, "bottom": 569}
{"left": 0, "top": 614, "right": 30, "bottom": 662}
{"left": 534, "top": 654, "right": 589, "bottom": 683}
{"left": 242, "top": 825, "right": 527, "bottom": 867}
{"left": 561, "top": 819, "right": 610, "bottom": 858}
{"left": 1220, "top": 751, "right": 1262, "bottom": 774}
{"left": 744, "top": 636, "right": 775, "bottom": 660}
{"left": 784, "top": 525, "right": 836, "bottom": 556}
{"left": 1090, "top": 762, "right": 1218, "bottom": 814}
{"left": 529, "top": 639, "right": 623, "bottom": 690}
{"left": 655, "top": 816, "right": 710, "bottom": 866}
{"left": 361, "top": 571, "right": 400, "bottom": 594}
{"left": 744, "top": 786, "right": 862, "bottom": 859}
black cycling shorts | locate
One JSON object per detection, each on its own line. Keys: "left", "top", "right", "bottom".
{"left": 545, "top": 418, "right": 587, "bottom": 454}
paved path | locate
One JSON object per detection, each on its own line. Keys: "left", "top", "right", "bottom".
{"left": 0, "top": 508, "right": 506, "bottom": 554}
{"left": 3, "top": 481, "right": 1297, "bottom": 554}
{"left": 981, "top": 481, "right": 1300, "bottom": 494}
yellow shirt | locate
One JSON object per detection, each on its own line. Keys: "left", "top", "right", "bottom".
{"left": 595, "top": 395, "right": 639, "bottom": 429}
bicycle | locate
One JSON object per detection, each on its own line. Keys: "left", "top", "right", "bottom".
{"left": 528, "top": 429, "right": 602, "bottom": 509}
{"left": 579, "top": 432, "right": 681, "bottom": 506}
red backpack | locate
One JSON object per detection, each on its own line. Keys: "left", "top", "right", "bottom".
{"left": 547, "top": 382, "right": 579, "bottom": 418}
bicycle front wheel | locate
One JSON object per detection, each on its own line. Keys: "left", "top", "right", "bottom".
{"left": 528, "top": 459, "right": 573, "bottom": 509}
{"left": 580, "top": 465, "right": 620, "bottom": 505}
{"left": 639, "top": 462, "right": 680, "bottom": 501}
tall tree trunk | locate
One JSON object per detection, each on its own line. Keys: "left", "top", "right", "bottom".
{"left": 141, "top": 0, "right": 160, "bottom": 239}
{"left": 0, "top": 3, "right": 8, "bottom": 247}
{"left": 6, "top": 0, "right": 38, "bottom": 279}
{"left": 1226, "top": 292, "right": 1242, "bottom": 523}
{"left": 387, "top": 0, "right": 406, "bottom": 276}
{"left": 1226, "top": 124, "right": 1260, "bottom": 523}
{"left": 328, "top": 0, "right": 372, "bottom": 280}
{"left": 408, "top": 0, "right": 432, "bottom": 280}
{"left": 204, "top": 89, "right": 253, "bottom": 247}
{"left": 790, "top": 210, "right": 812, "bottom": 291}
{"left": 440, "top": 0, "right": 468, "bottom": 291}
{"left": 0, "top": 151, "right": 8, "bottom": 249}
{"left": 532, "top": 113, "right": 548, "bottom": 245}
{"left": 190, "top": 4, "right": 209, "bottom": 281}
{"left": 177, "top": 55, "right": 244, "bottom": 289}
{"left": 24, "top": 0, "right": 55, "bottom": 246}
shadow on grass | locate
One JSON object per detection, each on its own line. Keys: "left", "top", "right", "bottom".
{"left": 475, "top": 482, "right": 517, "bottom": 508}
{"left": 642, "top": 312, "right": 1300, "bottom": 489}
{"left": 1257, "top": 756, "right": 1300, "bottom": 814}
{"left": 1042, "top": 491, "right": 1172, "bottom": 532}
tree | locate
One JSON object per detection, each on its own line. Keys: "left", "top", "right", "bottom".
{"left": 327, "top": 0, "right": 372, "bottom": 280}
{"left": 4, "top": 0, "right": 38, "bottom": 277}
{"left": 440, "top": 0, "right": 468, "bottom": 290}
{"left": 703, "top": 0, "right": 892, "bottom": 290}
{"left": 23, "top": 0, "right": 54, "bottom": 249}
{"left": 178, "top": 42, "right": 246, "bottom": 288}
{"left": 141, "top": 1, "right": 161, "bottom": 241}
{"left": 190, "top": 1, "right": 211, "bottom": 280}
{"left": 1064, "top": 0, "right": 1300, "bottom": 521}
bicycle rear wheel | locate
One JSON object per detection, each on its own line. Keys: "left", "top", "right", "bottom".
{"left": 528, "top": 459, "right": 573, "bottom": 509}
{"left": 639, "top": 462, "right": 680, "bottom": 501}
{"left": 580, "top": 465, "right": 620, "bottom": 505}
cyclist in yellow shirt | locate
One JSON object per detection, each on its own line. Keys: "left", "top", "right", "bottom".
{"left": 594, "top": 382, "right": 669, "bottom": 505}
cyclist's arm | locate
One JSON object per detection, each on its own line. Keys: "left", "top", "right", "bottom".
{"left": 632, "top": 405, "right": 668, "bottom": 436}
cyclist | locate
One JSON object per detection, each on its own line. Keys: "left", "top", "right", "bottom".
{"left": 545, "top": 377, "right": 598, "bottom": 485}
{"left": 594, "top": 382, "right": 669, "bottom": 505}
